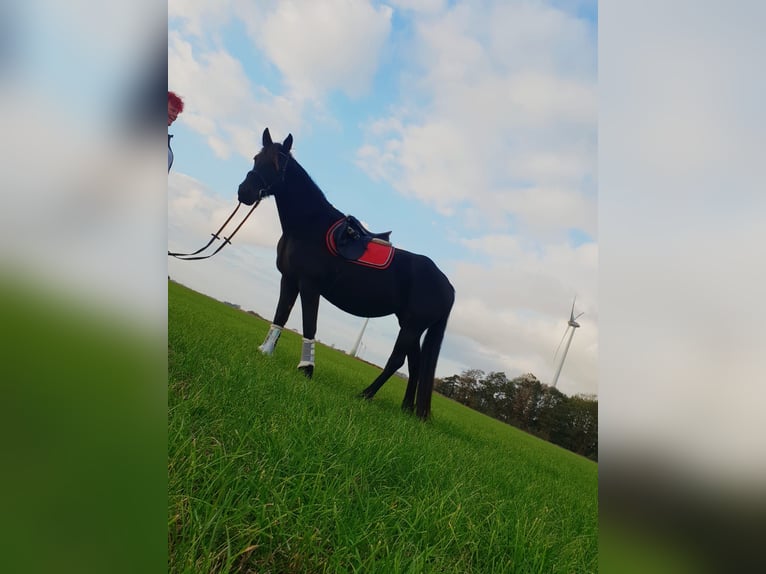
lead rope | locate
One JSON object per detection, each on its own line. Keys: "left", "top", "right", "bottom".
{"left": 168, "top": 195, "right": 263, "bottom": 261}
{"left": 168, "top": 202, "right": 242, "bottom": 258}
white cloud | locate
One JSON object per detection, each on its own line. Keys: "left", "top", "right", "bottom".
{"left": 235, "top": 0, "right": 393, "bottom": 100}
{"left": 446, "top": 292, "right": 597, "bottom": 394}
{"left": 505, "top": 73, "right": 596, "bottom": 126}
{"left": 442, "top": 232, "right": 598, "bottom": 394}
{"left": 168, "top": 30, "right": 304, "bottom": 161}
{"left": 492, "top": 186, "right": 596, "bottom": 239}
{"left": 505, "top": 146, "right": 594, "bottom": 185}
{"left": 357, "top": 0, "right": 596, "bottom": 234}
{"left": 388, "top": 0, "right": 447, "bottom": 14}
{"left": 169, "top": 1, "right": 392, "bottom": 160}
{"left": 168, "top": 0, "right": 234, "bottom": 39}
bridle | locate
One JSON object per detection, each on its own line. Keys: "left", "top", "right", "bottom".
{"left": 168, "top": 152, "right": 290, "bottom": 261}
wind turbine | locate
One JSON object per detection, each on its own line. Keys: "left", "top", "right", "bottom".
{"left": 350, "top": 317, "right": 369, "bottom": 357}
{"left": 551, "top": 298, "right": 584, "bottom": 389}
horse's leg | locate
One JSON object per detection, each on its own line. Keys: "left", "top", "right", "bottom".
{"left": 414, "top": 310, "right": 451, "bottom": 420}
{"left": 259, "top": 275, "right": 299, "bottom": 355}
{"left": 360, "top": 326, "right": 423, "bottom": 400}
{"left": 297, "top": 283, "right": 320, "bottom": 378}
{"left": 400, "top": 342, "right": 421, "bottom": 413}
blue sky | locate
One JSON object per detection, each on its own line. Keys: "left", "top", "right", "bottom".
{"left": 168, "top": 0, "right": 598, "bottom": 396}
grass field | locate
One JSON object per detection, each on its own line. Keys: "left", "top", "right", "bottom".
{"left": 168, "top": 280, "right": 598, "bottom": 573}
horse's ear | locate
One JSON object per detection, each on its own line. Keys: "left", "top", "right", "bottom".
{"left": 282, "top": 134, "right": 293, "bottom": 153}
{"left": 262, "top": 128, "right": 272, "bottom": 147}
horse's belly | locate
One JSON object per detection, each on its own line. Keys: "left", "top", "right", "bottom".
{"left": 320, "top": 282, "right": 398, "bottom": 318}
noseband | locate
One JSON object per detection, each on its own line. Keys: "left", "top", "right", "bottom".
{"left": 167, "top": 152, "right": 290, "bottom": 261}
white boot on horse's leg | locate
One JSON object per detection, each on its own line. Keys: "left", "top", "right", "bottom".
{"left": 258, "top": 324, "right": 282, "bottom": 355}
{"left": 297, "top": 338, "right": 315, "bottom": 378}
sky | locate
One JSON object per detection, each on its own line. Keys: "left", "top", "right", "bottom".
{"left": 168, "top": 0, "right": 598, "bottom": 397}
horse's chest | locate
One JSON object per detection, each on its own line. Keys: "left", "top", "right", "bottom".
{"left": 277, "top": 239, "right": 334, "bottom": 278}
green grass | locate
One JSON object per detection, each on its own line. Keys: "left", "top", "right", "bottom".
{"left": 599, "top": 522, "right": 703, "bottom": 574}
{"left": 168, "top": 280, "right": 598, "bottom": 573}
{"left": 0, "top": 275, "right": 165, "bottom": 574}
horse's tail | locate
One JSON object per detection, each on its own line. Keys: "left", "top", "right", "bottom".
{"left": 416, "top": 290, "right": 454, "bottom": 420}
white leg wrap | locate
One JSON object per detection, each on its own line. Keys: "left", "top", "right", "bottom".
{"left": 258, "top": 324, "right": 282, "bottom": 355}
{"left": 297, "top": 338, "right": 315, "bottom": 368}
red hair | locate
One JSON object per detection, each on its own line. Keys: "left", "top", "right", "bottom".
{"left": 168, "top": 91, "right": 184, "bottom": 112}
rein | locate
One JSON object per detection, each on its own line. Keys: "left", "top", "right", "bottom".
{"left": 168, "top": 152, "right": 289, "bottom": 261}
{"left": 168, "top": 197, "right": 262, "bottom": 261}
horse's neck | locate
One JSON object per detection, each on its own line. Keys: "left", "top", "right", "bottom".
{"left": 276, "top": 163, "right": 344, "bottom": 237}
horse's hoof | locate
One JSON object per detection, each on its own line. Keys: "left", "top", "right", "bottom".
{"left": 401, "top": 404, "right": 415, "bottom": 414}
{"left": 297, "top": 364, "right": 314, "bottom": 378}
{"left": 359, "top": 390, "right": 373, "bottom": 401}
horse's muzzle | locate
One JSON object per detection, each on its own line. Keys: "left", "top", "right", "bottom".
{"left": 238, "top": 184, "right": 255, "bottom": 206}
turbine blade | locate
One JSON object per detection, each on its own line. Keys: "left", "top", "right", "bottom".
{"left": 575, "top": 311, "right": 585, "bottom": 320}
{"left": 570, "top": 297, "right": 576, "bottom": 321}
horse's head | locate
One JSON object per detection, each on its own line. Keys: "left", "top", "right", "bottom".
{"left": 238, "top": 128, "right": 293, "bottom": 205}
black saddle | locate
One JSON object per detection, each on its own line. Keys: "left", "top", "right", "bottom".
{"left": 330, "top": 215, "right": 392, "bottom": 260}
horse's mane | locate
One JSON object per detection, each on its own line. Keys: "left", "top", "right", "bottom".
{"left": 256, "top": 143, "right": 334, "bottom": 207}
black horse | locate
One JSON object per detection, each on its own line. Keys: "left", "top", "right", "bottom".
{"left": 237, "top": 128, "right": 454, "bottom": 420}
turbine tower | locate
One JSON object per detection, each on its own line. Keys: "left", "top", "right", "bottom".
{"left": 351, "top": 317, "right": 369, "bottom": 357}
{"left": 551, "top": 298, "right": 584, "bottom": 389}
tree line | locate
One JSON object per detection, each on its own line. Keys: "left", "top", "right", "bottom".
{"left": 434, "top": 370, "right": 597, "bottom": 461}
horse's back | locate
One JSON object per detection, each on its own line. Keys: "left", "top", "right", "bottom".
{"left": 277, "top": 235, "right": 453, "bottom": 320}
{"left": 337, "top": 248, "right": 454, "bottom": 320}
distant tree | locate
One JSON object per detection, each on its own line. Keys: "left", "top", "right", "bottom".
{"left": 535, "top": 386, "right": 568, "bottom": 443}
{"left": 567, "top": 394, "right": 598, "bottom": 459}
{"left": 434, "top": 374, "right": 460, "bottom": 399}
{"left": 434, "top": 369, "right": 597, "bottom": 460}
{"left": 477, "top": 371, "right": 509, "bottom": 419}
{"left": 453, "top": 369, "right": 484, "bottom": 406}
{"left": 509, "top": 374, "right": 543, "bottom": 430}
